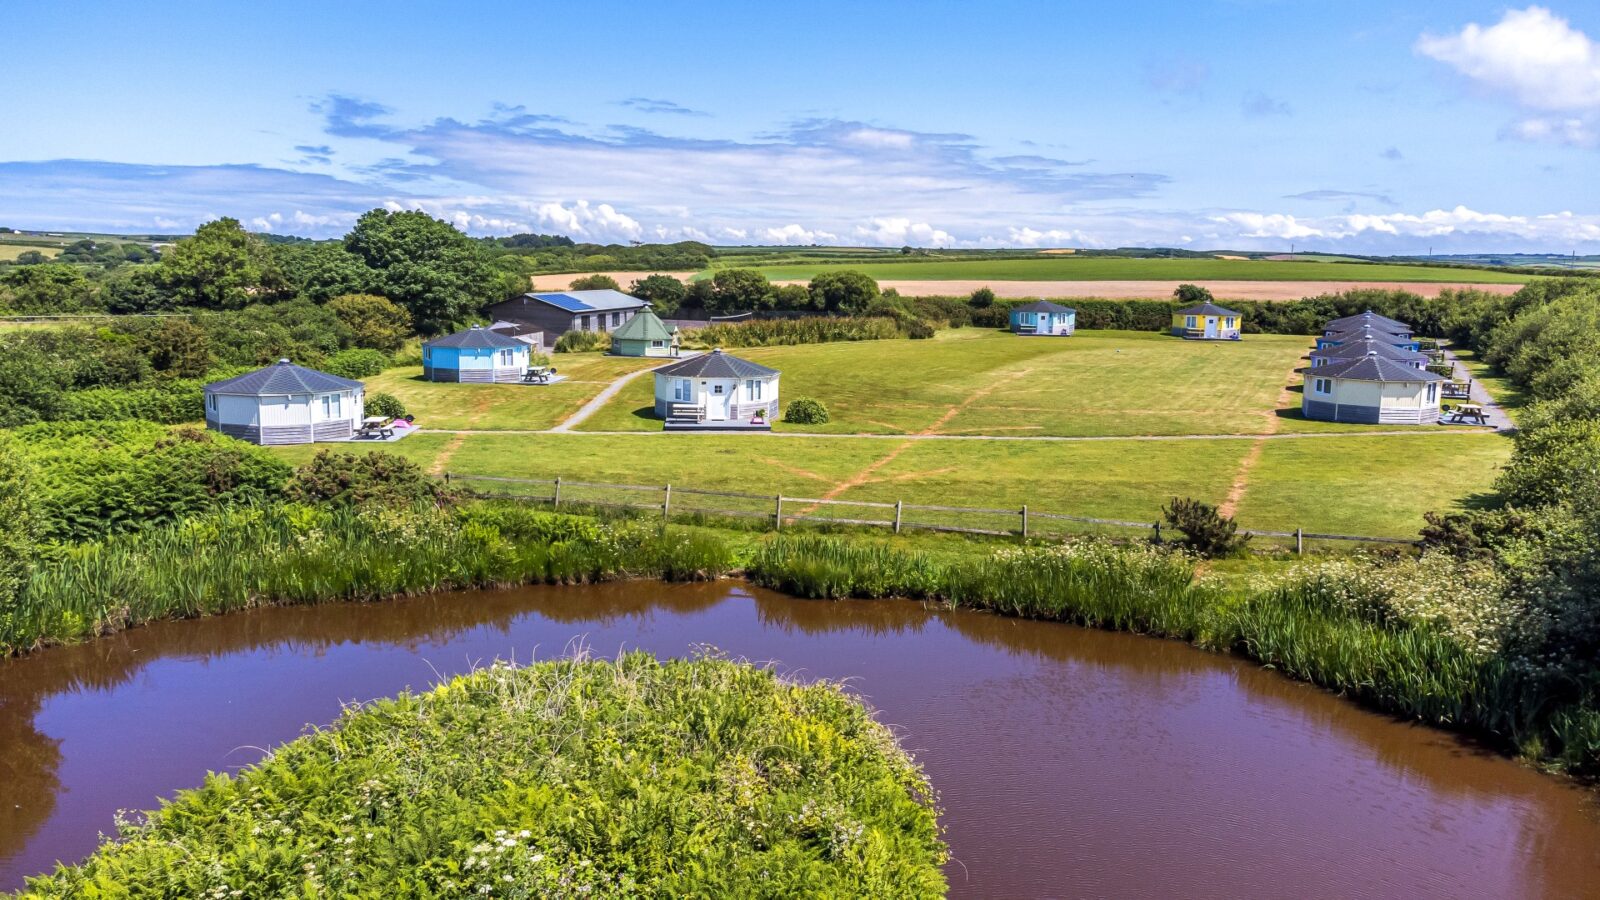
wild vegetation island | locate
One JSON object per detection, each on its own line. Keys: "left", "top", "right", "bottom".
{"left": 3, "top": 213, "right": 1600, "bottom": 892}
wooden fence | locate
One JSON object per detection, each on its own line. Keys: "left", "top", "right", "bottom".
{"left": 440, "top": 473, "right": 1419, "bottom": 552}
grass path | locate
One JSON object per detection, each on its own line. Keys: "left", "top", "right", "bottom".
{"left": 1219, "top": 364, "right": 1299, "bottom": 518}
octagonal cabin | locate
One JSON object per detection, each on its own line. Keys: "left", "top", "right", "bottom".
{"left": 203, "top": 359, "right": 365, "bottom": 445}
{"left": 1009, "top": 300, "right": 1076, "bottom": 336}
{"left": 1171, "top": 302, "right": 1242, "bottom": 340}
{"left": 422, "top": 326, "right": 531, "bottom": 382}
{"left": 1302, "top": 356, "right": 1445, "bottom": 425}
{"left": 653, "top": 349, "right": 779, "bottom": 430}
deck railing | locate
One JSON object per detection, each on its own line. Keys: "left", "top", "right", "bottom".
{"left": 439, "top": 473, "right": 1419, "bottom": 553}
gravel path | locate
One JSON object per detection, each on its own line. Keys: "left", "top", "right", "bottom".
{"left": 549, "top": 353, "right": 698, "bottom": 432}
{"left": 1438, "top": 346, "right": 1515, "bottom": 432}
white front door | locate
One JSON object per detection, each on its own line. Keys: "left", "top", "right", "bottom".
{"left": 1204, "top": 316, "right": 1219, "bottom": 338}
{"left": 707, "top": 383, "right": 730, "bottom": 420}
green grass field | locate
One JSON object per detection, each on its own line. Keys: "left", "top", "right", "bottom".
{"left": 0, "top": 243, "right": 61, "bottom": 261}
{"left": 726, "top": 257, "right": 1533, "bottom": 284}
{"left": 581, "top": 330, "right": 1372, "bottom": 436}
{"left": 269, "top": 429, "right": 1507, "bottom": 539}
{"left": 364, "top": 355, "right": 661, "bottom": 431}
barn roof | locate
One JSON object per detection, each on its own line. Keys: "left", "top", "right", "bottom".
{"left": 204, "top": 360, "right": 364, "bottom": 396}
{"left": 423, "top": 325, "right": 526, "bottom": 350}
{"left": 654, "top": 348, "right": 778, "bottom": 379}
{"left": 1310, "top": 340, "right": 1429, "bottom": 363}
{"left": 611, "top": 309, "right": 675, "bottom": 341}
{"left": 519, "top": 289, "right": 646, "bottom": 313}
{"left": 1174, "top": 301, "right": 1242, "bottom": 317}
{"left": 1314, "top": 356, "right": 1445, "bottom": 383}
{"left": 1013, "top": 300, "right": 1077, "bottom": 314}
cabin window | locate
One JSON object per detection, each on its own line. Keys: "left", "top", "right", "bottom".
{"left": 321, "top": 393, "right": 341, "bottom": 419}
{"left": 580, "top": 314, "right": 591, "bottom": 331}
{"left": 651, "top": 340, "right": 664, "bottom": 348}
{"left": 746, "top": 379, "right": 763, "bottom": 400}
{"left": 612, "top": 312, "right": 621, "bottom": 327}
{"left": 1313, "top": 378, "right": 1332, "bottom": 395}
{"left": 673, "top": 378, "right": 692, "bottom": 402}
{"left": 1225, "top": 317, "right": 1235, "bottom": 328}
{"left": 206, "top": 393, "right": 216, "bottom": 412}
{"left": 1426, "top": 383, "right": 1438, "bottom": 403}
{"left": 713, "top": 384, "right": 725, "bottom": 395}
{"left": 498, "top": 348, "right": 513, "bottom": 366}
{"left": 1185, "top": 316, "right": 1197, "bottom": 328}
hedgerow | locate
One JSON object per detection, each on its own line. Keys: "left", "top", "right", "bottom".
{"left": 17, "top": 654, "right": 948, "bottom": 897}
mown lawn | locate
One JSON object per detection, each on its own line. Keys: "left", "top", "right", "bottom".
{"left": 732, "top": 257, "right": 1533, "bottom": 284}
{"left": 276, "top": 429, "right": 1509, "bottom": 539}
{"left": 581, "top": 329, "right": 1367, "bottom": 436}
{"left": 364, "top": 354, "right": 661, "bottom": 431}
{"left": 1230, "top": 432, "right": 1509, "bottom": 537}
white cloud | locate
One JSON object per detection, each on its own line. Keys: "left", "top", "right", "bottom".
{"left": 761, "top": 223, "right": 840, "bottom": 245}
{"left": 851, "top": 217, "right": 954, "bottom": 247}
{"left": 1212, "top": 212, "right": 1323, "bottom": 240}
{"left": 530, "top": 200, "right": 643, "bottom": 242}
{"left": 1418, "top": 7, "right": 1600, "bottom": 111}
{"left": 1504, "top": 116, "right": 1598, "bottom": 147}
{"left": 1000, "top": 226, "right": 1098, "bottom": 248}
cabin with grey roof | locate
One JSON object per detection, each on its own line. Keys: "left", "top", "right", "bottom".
{"left": 652, "top": 349, "right": 780, "bottom": 430}
{"left": 1302, "top": 354, "right": 1446, "bottom": 425}
{"left": 203, "top": 359, "right": 367, "bottom": 444}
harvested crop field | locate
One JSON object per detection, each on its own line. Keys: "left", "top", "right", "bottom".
{"left": 528, "top": 270, "right": 694, "bottom": 291}
{"left": 774, "top": 279, "right": 1526, "bottom": 301}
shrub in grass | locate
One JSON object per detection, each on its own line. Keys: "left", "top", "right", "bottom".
{"left": 553, "top": 329, "right": 608, "bottom": 353}
{"left": 363, "top": 391, "right": 407, "bottom": 419}
{"left": 18, "top": 654, "right": 948, "bottom": 898}
{"left": 321, "top": 347, "right": 391, "bottom": 379}
{"left": 784, "top": 397, "right": 830, "bottom": 425}
{"left": 285, "top": 450, "right": 442, "bottom": 508}
{"left": 968, "top": 286, "right": 995, "bottom": 308}
{"left": 1162, "top": 497, "right": 1250, "bottom": 557}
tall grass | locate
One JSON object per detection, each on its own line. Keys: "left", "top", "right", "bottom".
{"left": 682, "top": 316, "right": 906, "bottom": 348}
{"left": 3, "top": 503, "right": 733, "bottom": 655}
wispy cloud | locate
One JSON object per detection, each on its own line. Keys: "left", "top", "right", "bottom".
{"left": 1242, "top": 91, "right": 1293, "bottom": 117}
{"left": 1142, "top": 57, "right": 1210, "bottom": 96}
{"left": 618, "top": 97, "right": 709, "bottom": 117}
{"left": 1285, "top": 189, "right": 1396, "bottom": 206}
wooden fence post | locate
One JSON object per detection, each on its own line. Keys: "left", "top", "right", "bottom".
{"left": 1152, "top": 521, "right": 1162, "bottom": 544}
{"left": 1295, "top": 527, "right": 1304, "bottom": 555}
{"left": 663, "top": 484, "right": 672, "bottom": 521}
{"left": 443, "top": 472, "right": 451, "bottom": 488}
{"left": 1020, "top": 504, "right": 1029, "bottom": 538}
{"left": 894, "top": 500, "right": 903, "bottom": 534}
{"left": 553, "top": 476, "right": 562, "bottom": 508}
{"left": 774, "top": 495, "right": 784, "bottom": 531}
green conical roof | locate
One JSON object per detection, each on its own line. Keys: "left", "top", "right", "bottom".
{"left": 612, "top": 309, "right": 675, "bottom": 341}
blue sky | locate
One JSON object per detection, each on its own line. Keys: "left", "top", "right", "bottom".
{"left": 3, "top": 1, "right": 1599, "bottom": 252}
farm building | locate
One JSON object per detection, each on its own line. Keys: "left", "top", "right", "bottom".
{"left": 203, "top": 359, "right": 365, "bottom": 445}
{"left": 1314, "top": 326, "right": 1421, "bottom": 352}
{"left": 421, "top": 326, "right": 531, "bottom": 382}
{"left": 1324, "top": 310, "right": 1411, "bottom": 337}
{"left": 1302, "top": 356, "right": 1445, "bottom": 425}
{"left": 1009, "top": 300, "right": 1076, "bottom": 336}
{"left": 652, "top": 349, "right": 779, "bottom": 430}
{"left": 1308, "top": 339, "right": 1431, "bottom": 369}
{"left": 484, "top": 290, "right": 647, "bottom": 345}
{"left": 609, "top": 308, "right": 679, "bottom": 357}
{"left": 1171, "top": 302, "right": 1242, "bottom": 340}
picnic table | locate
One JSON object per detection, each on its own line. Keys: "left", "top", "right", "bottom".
{"left": 356, "top": 416, "right": 395, "bottom": 439}
{"left": 1446, "top": 403, "right": 1488, "bottom": 425}
{"left": 521, "top": 365, "right": 556, "bottom": 384}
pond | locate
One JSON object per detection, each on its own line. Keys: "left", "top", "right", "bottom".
{"left": 1, "top": 582, "right": 1597, "bottom": 897}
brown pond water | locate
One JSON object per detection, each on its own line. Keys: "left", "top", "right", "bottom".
{"left": 1, "top": 582, "right": 1598, "bottom": 898}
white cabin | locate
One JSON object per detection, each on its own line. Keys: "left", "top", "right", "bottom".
{"left": 652, "top": 349, "right": 780, "bottom": 430}
{"left": 203, "top": 359, "right": 366, "bottom": 444}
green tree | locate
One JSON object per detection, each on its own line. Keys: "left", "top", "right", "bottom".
{"left": 275, "top": 241, "right": 371, "bottom": 303}
{"left": 0, "top": 264, "right": 100, "bottom": 314}
{"left": 709, "top": 268, "right": 772, "bottom": 313}
{"left": 1173, "top": 283, "right": 1214, "bottom": 306}
{"left": 773, "top": 283, "right": 811, "bottom": 310}
{"left": 14, "top": 250, "right": 46, "bottom": 266}
{"left": 0, "top": 339, "right": 68, "bottom": 425}
{"left": 136, "top": 318, "right": 213, "bottom": 378}
{"left": 0, "top": 435, "right": 38, "bottom": 615}
{"left": 968, "top": 287, "right": 996, "bottom": 309}
{"left": 569, "top": 273, "right": 621, "bottom": 291}
{"left": 156, "top": 218, "right": 285, "bottom": 309}
{"left": 808, "top": 270, "right": 880, "bottom": 315}
{"left": 327, "top": 293, "right": 412, "bottom": 351}
{"left": 629, "top": 274, "right": 687, "bottom": 314}
{"left": 343, "top": 209, "right": 498, "bottom": 335}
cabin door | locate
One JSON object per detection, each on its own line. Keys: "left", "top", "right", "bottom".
{"left": 707, "top": 383, "right": 730, "bottom": 420}
{"left": 1204, "top": 317, "right": 1218, "bottom": 338}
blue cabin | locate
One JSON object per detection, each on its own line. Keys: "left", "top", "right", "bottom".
{"left": 421, "top": 326, "right": 531, "bottom": 383}
{"left": 1314, "top": 325, "right": 1420, "bottom": 352}
{"left": 1009, "top": 300, "right": 1076, "bottom": 336}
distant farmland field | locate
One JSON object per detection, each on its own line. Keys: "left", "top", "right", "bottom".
{"left": 737, "top": 257, "right": 1535, "bottom": 284}
{"left": 0, "top": 244, "right": 61, "bottom": 261}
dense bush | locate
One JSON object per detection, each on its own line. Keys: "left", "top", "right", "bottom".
{"left": 1161, "top": 496, "right": 1250, "bottom": 557}
{"left": 19, "top": 654, "right": 946, "bottom": 897}
{"left": 364, "top": 391, "right": 407, "bottom": 419}
{"left": 628, "top": 273, "right": 688, "bottom": 315}
{"left": 326, "top": 293, "right": 411, "bottom": 351}
{"left": 14, "top": 421, "right": 292, "bottom": 543}
{"left": 683, "top": 316, "right": 905, "bottom": 348}
{"left": 784, "top": 397, "right": 830, "bottom": 424}
{"left": 0, "top": 436, "right": 38, "bottom": 614}
{"left": 284, "top": 450, "right": 442, "bottom": 508}
{"left": 552, "top": 329, "right": 609, "bottom": 352}
{"left": 321, "top": 347, "right": 391, "bottom": 379}
{"left": 567, "top": 273, "right": 621, "bottom": 291}
{"left": 968, "top": 286, "right": 995, "bottom": 308}
{"left": 807, "top": 270, "right": 880, "bottom": 314}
